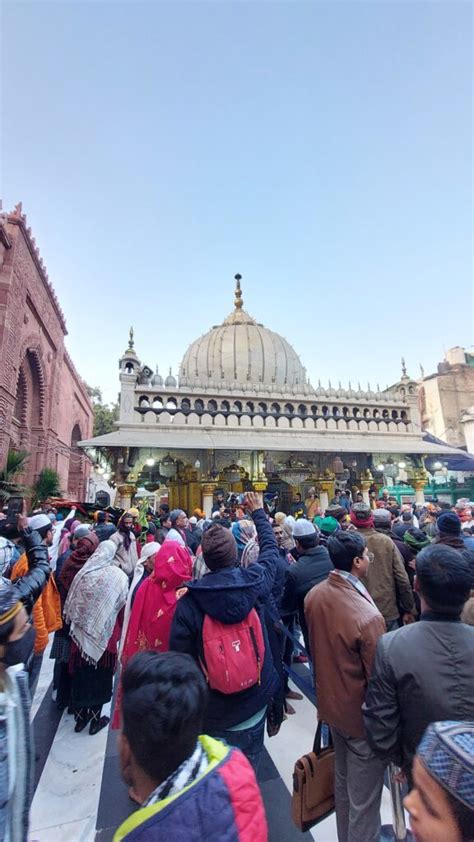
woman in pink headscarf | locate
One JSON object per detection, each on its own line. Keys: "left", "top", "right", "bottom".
{"left": 58, "top": 517, "right": 81, "bottom": 556}
{"left": 111, "top": 541, "right": 192, "bottom": 730}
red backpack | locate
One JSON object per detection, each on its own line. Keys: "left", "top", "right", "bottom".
{"left": 199, "top": 608, "right": 265, "bottom": 695}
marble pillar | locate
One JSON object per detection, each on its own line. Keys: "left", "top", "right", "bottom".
{"left": 318, "top": 477, "right": 334, "bottom": 514}
{"left": 359, "top": 470, "right": 374, "bottom": 507}
{"left": 116, "top": 484, "right": 136, "bottom": 509}
{"left": 201, "top": 482, "right": 217, "bottom": 517}
{"left": 361, "top": 486, "right": 371, "bottom": 506}
{"left": 319, "top": 490, "right": 329, "bottom": 511}
{"left": 413, "top": 479, "right": 427, "bottom": 505}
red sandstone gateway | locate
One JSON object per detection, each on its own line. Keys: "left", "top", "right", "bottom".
{"left": 0, "top": 204, "right": 93, "bottom": 497}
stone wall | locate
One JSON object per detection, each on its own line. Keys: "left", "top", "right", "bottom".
{"left": 421, "top": 365, "right": 474, "bottom": 448}
{"left": 0, "top": 206, "right": 93, "bottom": 498}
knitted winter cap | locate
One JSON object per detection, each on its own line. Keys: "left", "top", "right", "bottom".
{"left": 201, "top": 524, "right": 238, "bottom": 571}
{"left": 418, "top": 721, "right": 474, "bottom": 810}
{"left": 351, "top": 502, "right": 372, "bottom": 521}
{"left": 325, "top": 505, "right": 347, "bottom": 522}
{"left": 169, "top": 509, "right": 186, "bottom": 525}
{"left": 437, "top": 512, "right": 462, "bottom": 536}
{"left": 373, "top": 508, "right": 392, "bottom": 525}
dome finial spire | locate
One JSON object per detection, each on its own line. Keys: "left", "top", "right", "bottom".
{"left": 234, "top": 273, "right": 243, "bottom": 310}
{"left": 128, "top": 326, "right": 134, "bottom": 349}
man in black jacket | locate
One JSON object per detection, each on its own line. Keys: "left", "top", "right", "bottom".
{"left": 0, "top": 507, "right": 51, "bottom": 834}
{"left": 280, "top": 519, "right": 333, "bottom": 656}
{"left": 170, "top": 492, "right": 281, "bottom": 774}
{"left": 363, "top": 543, "right": 474, "bottom": 784}
{"left": 8, "top": 514, "right": 51, "bottom": 612}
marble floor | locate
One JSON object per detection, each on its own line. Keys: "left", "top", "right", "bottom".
{"left": 29, "top": 649, "right": 410, "bottom": 842}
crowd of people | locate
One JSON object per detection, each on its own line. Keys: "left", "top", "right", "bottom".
{"left": 0, "top": 485, "right": 473, "bottom": 841}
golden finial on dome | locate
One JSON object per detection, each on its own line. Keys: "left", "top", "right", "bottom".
{"left": 234, "top": 273, "right": 243, "bottom": 310}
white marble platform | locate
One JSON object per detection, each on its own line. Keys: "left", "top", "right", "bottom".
{"left": 28, "top": 650, "right": 407, "bottom": 842}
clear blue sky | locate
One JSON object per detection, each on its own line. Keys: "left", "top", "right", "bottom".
{"left": 3, "top": 0, "right": 472, "bottom": 404}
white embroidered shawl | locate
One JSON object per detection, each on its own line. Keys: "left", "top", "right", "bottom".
{"left": 64, "top": 540, "right": 129, "bottom": 666}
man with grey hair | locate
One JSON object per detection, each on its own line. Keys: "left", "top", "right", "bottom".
{"left": 165, "top": 510, "right": 188, "bottom": 548}
{"left": 372, "top": 507, "right": 413, "bottom": 568}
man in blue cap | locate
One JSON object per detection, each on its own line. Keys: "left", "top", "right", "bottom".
{"left": 404, "top": 721, "right": 474, "bottom": 842}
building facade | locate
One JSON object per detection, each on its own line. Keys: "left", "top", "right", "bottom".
{"left": 419, "top": 346, "right": 474, "bottom": 449}
{"left": 81, "top": 276, "right": 465, "bottom": 513}
{"left": 0, "top": 204, "right": 93, "bottom": 499}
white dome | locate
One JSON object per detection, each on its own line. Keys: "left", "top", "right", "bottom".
{"left": 165, "top": 367, "right": 177, "bottom": 387}
{"left": 179, "top": 277, "right": 307, "bottom": 391}
{"left": 152, "top": 365, "right": 163, "bottom": 386}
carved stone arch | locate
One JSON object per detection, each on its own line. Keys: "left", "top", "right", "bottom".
{"left": 27, "top": 347, "right": 46, "bottom": 426}
{"left": 71, "top": 421, "right": 82, "bottom": 445}
{"left": 16, "top": 334, "right": 45, "bottom": 375}
{"left": 68, "top": 421, "right": 85, "bottom": 498}
{"left": 14, "top": 364, "right": 28, "bottom": 424}
{"left": 16, "top": 333, "right": 48, "bottom": 386}
{"left": 14, "top": 345, "right": 47, "bottom": 429}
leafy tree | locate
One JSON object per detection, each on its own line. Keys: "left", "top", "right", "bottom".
{"left": 32, "top": 468, "right": 62, "bottom": 509}
{"left": 86, "top": 384, "right": 119, "bottom": 437}
{"left": 0, "top": 449, "right": 29, "bottom": 503}
{"left": 86, "top": 385, "right": 103, "bottom": 403}
{"left": 93, "top": 403, "right": 119, "bottom": 436}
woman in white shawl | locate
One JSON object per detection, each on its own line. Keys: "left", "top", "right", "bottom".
{"left": 64, "top": 540, "right": 128, "bottom": 735}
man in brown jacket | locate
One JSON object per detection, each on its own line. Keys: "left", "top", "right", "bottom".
{"left": 350, "top": 502, "right": 416, "bottom": 630}
{"left": 305, "top": 531, "right": 386, "bottom": 842}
